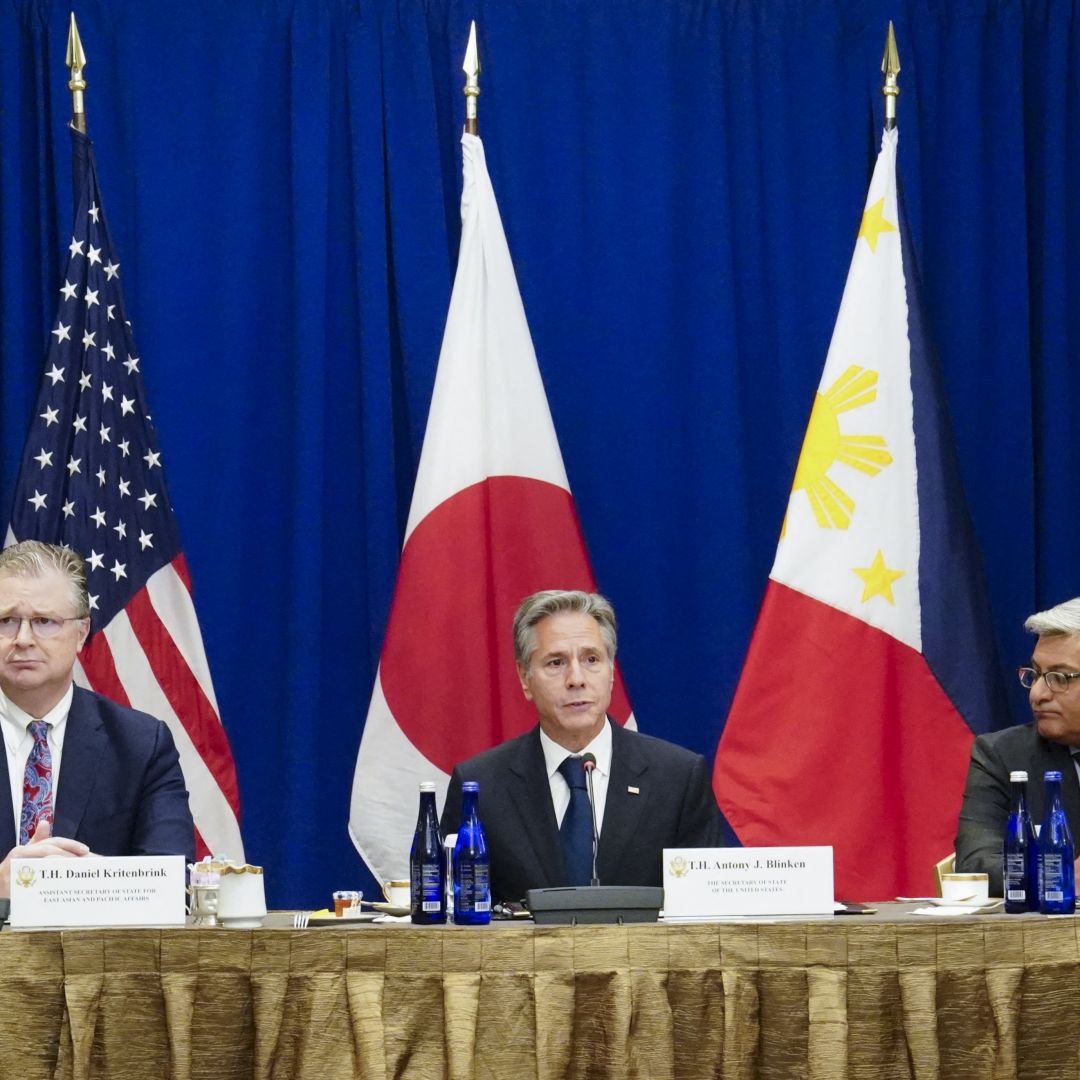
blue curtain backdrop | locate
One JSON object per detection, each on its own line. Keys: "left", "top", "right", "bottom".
{"left": 1, "top": 0, "right": 1077, "bottom": 907}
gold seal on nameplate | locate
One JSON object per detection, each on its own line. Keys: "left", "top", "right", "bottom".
{"left": 668, "top": 855, "right": 689, "bottom": 879}
{"left": 15, "top": 865, "right": 36, "bottom": 888}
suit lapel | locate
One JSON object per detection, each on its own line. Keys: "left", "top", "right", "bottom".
{"left": 597, "top": 722, "right": 648, "bottom": 881}
{"left": 507, "top": 729, "right": 564, "bottom": 888}
{"left": 1026, "top": 736, "right": 1080, "bottom": 830}
{"left": 0, "top": 744, "right": 14, "bottom": 849}
{"left": 52, "top": 688, "right": 105, "bottom": 840}
{"left": 1059, "top": 746, "right": 1080, "bottom": 834}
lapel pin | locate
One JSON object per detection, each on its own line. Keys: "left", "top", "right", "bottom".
{"left": 628, "top": 786, "right": 640, "bottom": 795}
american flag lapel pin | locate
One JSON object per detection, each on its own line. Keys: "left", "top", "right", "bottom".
{"left": 628, "top": 786, "right": 640, "bottom": 795}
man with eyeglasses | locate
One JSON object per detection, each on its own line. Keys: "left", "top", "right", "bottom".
{"left": 955, "top": 598, "right": 1080, "bottom": 892}
{"left": 0, "top": 540, "right": 193, "bottom": 897}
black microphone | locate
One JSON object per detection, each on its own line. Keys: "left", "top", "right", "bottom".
{"left": 581, "top": 753, "right": 600, "bottom": 887}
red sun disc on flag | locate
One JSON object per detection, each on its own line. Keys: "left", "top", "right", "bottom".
{"left": 380, "top": 475, "right": 631, "bottom": 774}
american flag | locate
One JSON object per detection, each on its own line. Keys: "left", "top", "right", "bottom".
{"left": 6, "top": 127, "right": 243, "bottom": 860}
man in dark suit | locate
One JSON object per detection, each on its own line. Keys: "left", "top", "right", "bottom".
{"left": 441, "top": 589, "right": 724, "bottom": 904}
{"left": 955, "top": 597, "right": 1080, "bottom": 894}
{"left": 0, "top": 540, "right": 194, "bottom": 896}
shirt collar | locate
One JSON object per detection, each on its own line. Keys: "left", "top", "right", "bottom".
{"left": 0, "top": 684, "right": 74, "bottom": 745}
{"left": 539, "top": 717, "right": 613, "bottom": 780}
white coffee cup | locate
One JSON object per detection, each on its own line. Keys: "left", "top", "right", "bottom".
{"left": 383, "top": 880, "right": 410, "bottom": 908}
{"left": 940, "top": 872, "right": 989, "bottom": 904}
{"left": 218, "top": 863, "right": 268, "bottom": 927}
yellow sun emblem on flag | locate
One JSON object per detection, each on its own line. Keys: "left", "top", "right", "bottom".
{"left": 789, "top": 365, "right": 893, "bottom": 530}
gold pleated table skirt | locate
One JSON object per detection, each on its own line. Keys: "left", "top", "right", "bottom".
{"left": 0, "top": 908, "right": 1074, "bottom": 1079}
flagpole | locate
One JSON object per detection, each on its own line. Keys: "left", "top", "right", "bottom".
{"left": 881, "top": 21, "right": 900, "bottom": 131}
{"left": 463, "top": 20, "right": 480, "bottom": 135}
{"left": 66, "top": 12, "right": 88, "bottom": 134}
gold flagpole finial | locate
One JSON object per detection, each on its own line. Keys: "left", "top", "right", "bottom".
{"left": 66, "top": 12, "right": 88, "bottom": 133}
{"left": 463, "top": 21, "right": 480, "bottom": 135}
{"left": 881, "top": 21, "right": 900, "bottom": 131}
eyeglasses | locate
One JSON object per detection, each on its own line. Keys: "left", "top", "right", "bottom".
{"left": 1018, "top": 667, "right": 1080, "bottom": 693}
{"left": 0, "top": 615, "right": 84, "bottom": 640}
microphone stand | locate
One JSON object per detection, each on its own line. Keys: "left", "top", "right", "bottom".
{"left": 526, "top": 753, "right": 663, "bottom": 925}
{"left": 583, "top": 757, "right": 600, "bottom": 887}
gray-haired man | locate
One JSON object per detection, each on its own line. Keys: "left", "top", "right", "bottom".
{"left": 441, "top": 589, "right": 725, "bottom": 904}
{"left": 955, "top": 597, "right": 1080, "bottom": 893}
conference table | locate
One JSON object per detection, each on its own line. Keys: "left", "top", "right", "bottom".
{"left": 1, "top": 904, "right": 1075, "bottom": 1079}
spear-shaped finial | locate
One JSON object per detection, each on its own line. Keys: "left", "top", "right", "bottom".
{"left": 463, "top": 21, "right": 479, "bottom": 135}
{"left": 881, "top": 21, "right": 900, "bottom": 131}
{"left": 66, "top": 11, "right": 88, "bottom": 133}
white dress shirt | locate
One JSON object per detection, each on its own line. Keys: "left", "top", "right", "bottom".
{"left": 0, "top": 684, "right": 74, "bottom": 847}
{"left": 539, "top": 718, "right": 613, "bottom": 835}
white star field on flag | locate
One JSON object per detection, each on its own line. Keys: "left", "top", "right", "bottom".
{"left": 10, "top": 178, "right": 180, "bottom": 629}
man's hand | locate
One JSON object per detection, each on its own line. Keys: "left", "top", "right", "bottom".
{"left": 0, "top": 820, "right": 90, "bottom": 897}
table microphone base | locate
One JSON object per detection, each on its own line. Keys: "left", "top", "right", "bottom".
{"left": 526, "top": 886, "right": 663, "bottom": 925}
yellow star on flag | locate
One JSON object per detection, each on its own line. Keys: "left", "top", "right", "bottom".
{"left": 853, "top": 550, "right": 905, "bottom": 604}
{"left": 858, "top": 197, "right": 897, "bottom": 253}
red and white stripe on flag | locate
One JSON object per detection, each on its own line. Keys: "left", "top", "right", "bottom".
{"left": 349, "top": 133, "right": 632, "bottom": 882}
{"left": 713, "top": 129, "right": 974, "bottom": 901}
{"left": 75, "top": 555, "right": 244, "bottom": 860}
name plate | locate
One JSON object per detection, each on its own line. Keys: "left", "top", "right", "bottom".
{"left": 663, "top": 846, "right": 834, "bottom": 917}
{"left": 9, "top": 855, "right": 186, "bottom": 928}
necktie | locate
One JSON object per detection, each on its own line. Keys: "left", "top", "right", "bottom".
{"left": 19, "top": 720, "right": 53, "bottom": 846}
{"left": 558, "top": 755, "right": 594, "bottom": 886}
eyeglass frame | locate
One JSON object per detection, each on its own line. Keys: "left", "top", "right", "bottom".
{"left": 0, "top": 614, "right": 87, "bottom": 640}
{"left": 1017, "top": 666, "right": 1080, "bottom": 694}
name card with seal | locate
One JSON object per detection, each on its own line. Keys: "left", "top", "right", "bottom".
{"left": 663, "top": 846, "right": 834, "bottom": 917}
{"left": 9, "top": 855, "right": 186, "bottom": 928}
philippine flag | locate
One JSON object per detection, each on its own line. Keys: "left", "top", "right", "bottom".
{"left": 713, "top": 127, "right": 1008, "bottom": 901}
{"left": 349, "top": 132, "right": 633, "bottom": 882}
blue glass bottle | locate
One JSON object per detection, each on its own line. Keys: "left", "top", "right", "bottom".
{"left": 452, "top": 781, "right": 491, "bottom": 925}
{"left": 1038, "top": 770, "right": 1075, "bottom": 915}
{"left": 1003, "top": 770, "right": 1038, "bottom": 913}
{"left": 409, "top": 782, "right": 446, "bottom": 924}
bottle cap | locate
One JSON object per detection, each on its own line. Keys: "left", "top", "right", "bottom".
{"left": 462, "top": 780, "right": 479, "bottom": 793}
{"left": 1009, "top": 771, "right": 1029, "bottom": 781}
{"left": 419, "top": 781, "right": 436, "bottom": 792}
{"left": 1045, "top": 770, "right": 1063, "bottom": 781}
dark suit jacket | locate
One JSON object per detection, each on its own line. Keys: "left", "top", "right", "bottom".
{"left": 440, "top": 721, "right": 725, "bottom": 903}
{"left": 954, "top": 722, "right": 1080, "bottom": 894}
{"left": 2, "top": 686, "right": 195, "bottom": 863}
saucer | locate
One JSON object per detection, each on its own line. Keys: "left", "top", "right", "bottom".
{"left": 929, "top": 897, "right": 1002, "bottom": 910}
{"left": 221, "top": 916, "right": 267, "bottom": 928}
{"left": 309, "top": 913, "right": 381, "bottom": 926}
{"left": 370, "top": 902, "right": 411, "bottom": 917}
